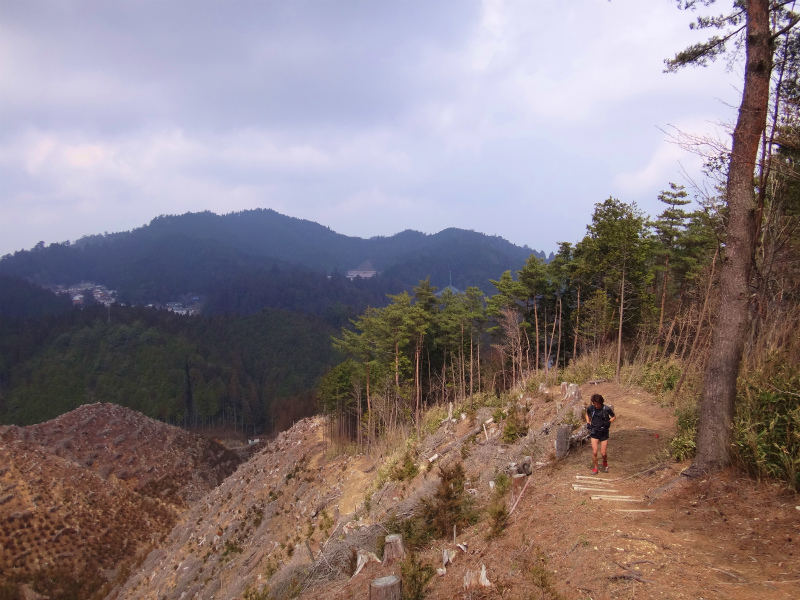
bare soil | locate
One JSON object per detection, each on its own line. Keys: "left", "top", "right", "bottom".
{"left": 303, "top": 382, "right": 800, "bottom": 600}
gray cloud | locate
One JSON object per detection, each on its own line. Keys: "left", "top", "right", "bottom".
{"left": 0, "top": 0, "right": 739, "bottom": 257}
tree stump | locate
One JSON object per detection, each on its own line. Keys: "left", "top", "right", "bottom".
{"left": 555, "top": 424, "right": 572, "bottom": 459}
{"left": 565, "top": 383, "right": 582, "bottom": 404}
{"left": 383, "top": 534, "right": 406, "bottom": 566}
{"left": 369, "top": 575, "right": 401, "bottom": 600}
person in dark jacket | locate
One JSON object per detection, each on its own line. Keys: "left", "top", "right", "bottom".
{"left": 585, "top": 393, "right": 616, "bottom": 474}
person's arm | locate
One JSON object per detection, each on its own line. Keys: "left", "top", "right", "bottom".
{"left": 585, "top": 407, "right": 591, "bottom": 425}
{"left": 608, "top": 408, "right": 616, "bottom": 424}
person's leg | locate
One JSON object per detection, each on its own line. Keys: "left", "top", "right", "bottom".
{"left": 591, "top": 437, "right": 599, "bottom": 471}
{"left": 600, "top": 439, "right": 609, "bottom": 470}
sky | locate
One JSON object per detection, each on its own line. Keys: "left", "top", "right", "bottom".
{"left": 0, "top": 0, "right": 741, "bottom": 258}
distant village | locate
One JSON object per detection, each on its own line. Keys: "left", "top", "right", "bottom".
{"left": 47, "top": 282, "right": 202, "bottom": 315}
{"left": 345, "top": 260, "right": 377, "bottom": 280}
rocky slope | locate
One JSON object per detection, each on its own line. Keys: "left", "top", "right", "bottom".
{"left": 109, "top": 383, "right": 800, "bottom": 600}
{"left": 0, "top": 404, "right": 242, "bottom": 599}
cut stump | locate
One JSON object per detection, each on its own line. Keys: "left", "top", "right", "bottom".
{"left": 555, "top": 424, "right": 572, "bottom": 458}
{"left": 369, "top": 575, "right": 401, "bottom": 600}
{"left": 383, "top": 534, "right": 406, "bottom": 566}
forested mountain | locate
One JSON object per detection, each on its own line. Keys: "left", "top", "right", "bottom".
{"left": 0, "top": 212, "right": 544, "bottom": 434}
{"left": 0, "top": 209, "right": 543, "bottom": 309}
{"left": 0, "top": 274, "right": 73, "bottom": 319}
{"left": 0, "top": 303, "right": 339, "bottom": 432}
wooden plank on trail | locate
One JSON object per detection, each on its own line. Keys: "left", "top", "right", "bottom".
{"left": 575, "top": 475, "right": 620, "bottom": 482}
{"left": 573, "top": 486, "right": 620, "bottom": 492}
{"left": 591, "top": 496, "right": 642, "bottom": 502}
{"left": 572, "top": 483, "right": 619, "bottom": 489}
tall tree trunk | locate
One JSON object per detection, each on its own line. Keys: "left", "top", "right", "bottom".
{"left": 674, "top": 248, "right": 718, "bottom": 395}
{"left": 676, "top": 301, "right": 695, "bottom": 361}
{"left": 690, "top": 0, "right": 771, "bottom": 475}
{"left": 555, "top": 295, "right": 563, "bottom": 383}
{"left": 365, "top": 357, "right": 372, "bottom": 451}
{"left": 477, "top": 340, "right": 481, "bottom": 396}
{"left": 657, "top": 256, "right": 670, "bottom": 346}
{"left": 534, "top": 301, "right": 540, "bottom": 374}
{"left": 356, "top": 384, "right": 362, "bottom": 451}
{"left": 544, "top": 312, "right": 557, "bottom": 385}
{"left": 615, "top": 269, "right": 626, "bottom": 383}
{"left": 460, "top": 323, "right": 466, "bottom": 406}
{"left": 415, "top": 341, "right": 421, "bottom": 437}
{"left": 573, "top": 285, "right": 581, "bottom": 363}
{"left": 469, "top": 327, "right": 474, "bottom": 407}
{"left": 451, "top": 357, "right": 457, "bottom": 404}
{"left": 394, "top": 337, "right": 400, "bottom": 391}
{"left": 661, "top": 288, "right": 685, "bottom": 360}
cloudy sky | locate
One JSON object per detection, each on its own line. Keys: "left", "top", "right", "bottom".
{"left": 0, "top": 0, "right": 740, "bottom": 257}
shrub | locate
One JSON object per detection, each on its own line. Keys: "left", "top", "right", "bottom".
{"left": 624, "top": 359, "right": 683, "bottom": 396}
{"left": 385, "top": 512, "right": 435, "bottom": 551}
{"left": 494, "top": 472, "right": 511, "bottom": 496}
{"left": 400, "top": 552, "right": 435, "bottom": 600}
{"left": 669, "top": 406, "right": 698, "bottom": 462}
{"left": 390, "top": 451, "right": 420, "bottom": 482}
{"left": 492, "top": 407, "right": 505, "bottom": 423}
{"left": 421, "top": 461, "right": 478, "bottom": 538}
{"left": 501, "top": 407, "right": 526, "bottom": 443}
{"left": 388, "top": 461, "right": 478, "bottom": 549}
{"left": 526, "top": 548, "right": 564, "bottom": 600}
{"left": 733, "top": 356, "right": 800, "bottom": 490}
{"left": 486, "top": 499, "right": 508, "bottom": 539}
{"left": 243, "top": 585, "right": 273, "bottom": 600}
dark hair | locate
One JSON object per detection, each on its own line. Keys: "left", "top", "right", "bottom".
{"left": 590, "top": 393, "right": 604, "bottom": 405}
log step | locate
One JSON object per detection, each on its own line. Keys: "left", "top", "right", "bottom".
{"left": 591, "top": 496, "right": 642, "bottom": 502}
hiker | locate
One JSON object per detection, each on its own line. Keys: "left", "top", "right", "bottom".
{"left": 585, "top": 393, "right": 616, "bottom": 474}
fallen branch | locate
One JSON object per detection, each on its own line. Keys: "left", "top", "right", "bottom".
{"left": 430, "top": 423, "right": 483, "bottom": 459}
{"left": 508, "top": 475, "right": 532, "bottom": 515}
{"left": 709, "top": 567, "right": 746, "bottom": 581}
{"left": 615, "top": 533, "right": 660, "bottom": 546}
{"left": 610, "top": 573, "right": 652, "bottom": 583}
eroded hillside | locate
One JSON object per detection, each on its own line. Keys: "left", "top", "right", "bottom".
{"left": 109, "top": 383, "right": 800, "bottom": 600}
{"left": 0, "top": 404, "right": 242, "bottom": 599}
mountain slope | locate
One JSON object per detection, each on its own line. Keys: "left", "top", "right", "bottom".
{"left": 0, "top": 304, "right": 338, "bottom": 431}
{"left": 108, "top": 383, "right": 800, "bottom": 600}
{"left": 0, "top": 210, "right": 543, "bottom": 306}
{"left": 0, "top": 404, "right": 242, "bottom": 600}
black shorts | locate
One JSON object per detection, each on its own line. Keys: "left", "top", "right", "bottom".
{"left": 590, "top": 430, "right": 609, "bottom": 442}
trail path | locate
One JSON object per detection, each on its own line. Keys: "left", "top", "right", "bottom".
{"left": 296, "top": 382, "right": 799, "bottom": 600}
{"left": 508, "top": 382, "right": 800, "bottom": 600}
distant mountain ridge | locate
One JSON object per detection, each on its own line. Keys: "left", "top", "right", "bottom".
{"left": 0, "top": 209, "right": 545, "bottom": 308}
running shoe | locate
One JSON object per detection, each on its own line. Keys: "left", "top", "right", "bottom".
{"left": 591, "top": 467, "right": 599, "bottom": 475}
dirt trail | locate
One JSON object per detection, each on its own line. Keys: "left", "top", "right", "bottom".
{"left": 319, "top": 383, "right": 800, "bottom": 600}
{"left": 480, "top": 383, "right": 800, "bottom": 600}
